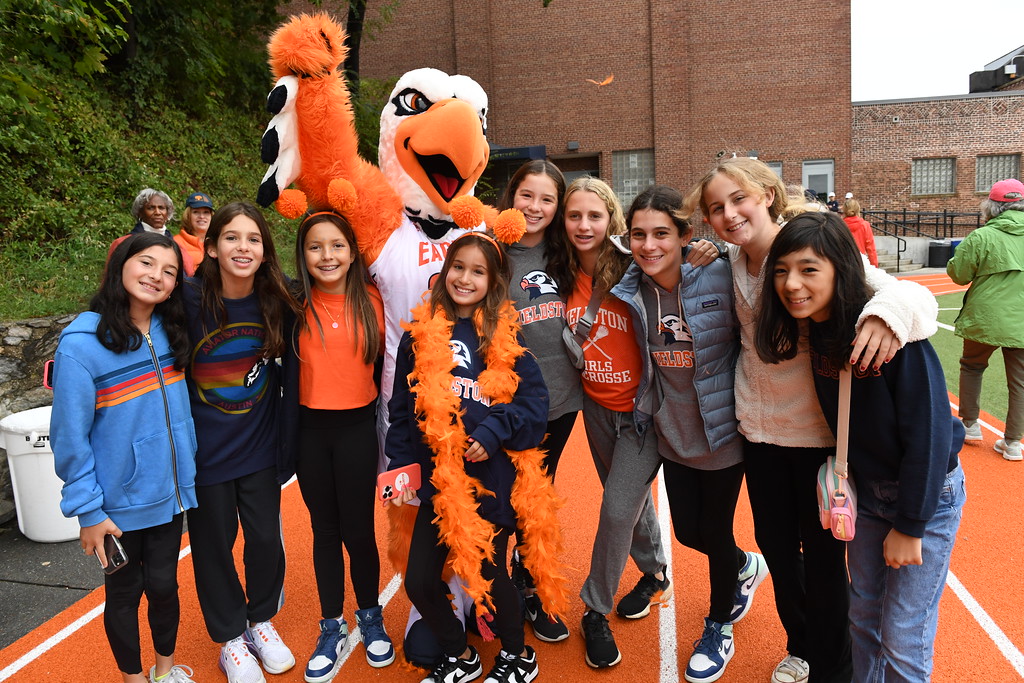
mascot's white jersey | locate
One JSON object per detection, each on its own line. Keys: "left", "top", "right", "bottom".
{"left": 371, "top": 216, "right": 481, "bottom": 467}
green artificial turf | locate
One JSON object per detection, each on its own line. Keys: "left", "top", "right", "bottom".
{"left": 932, "top": 291, "right": 1009, "bottom": 426}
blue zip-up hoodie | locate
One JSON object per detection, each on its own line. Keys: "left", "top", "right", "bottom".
{"left": 610, "top": 250, "right": 740, "bottom": 451}
{"left": 50, "top": 312, "right": 198, "bottom": 532}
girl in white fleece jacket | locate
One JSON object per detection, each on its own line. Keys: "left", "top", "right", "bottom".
{"left": 682, "top": 157, "right": 937, "bottom": 683}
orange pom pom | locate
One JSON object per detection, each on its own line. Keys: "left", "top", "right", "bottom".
{"left": 449, "top": 195, "right": 485, "bottom": 228}
{"left": 493, "top": 208, "right": 527, "bottom": 245}
{"left": 276, "top": 189, "right": 308, "bottom": 219}
{"left": 328, "top": 178, "right": 358, "bottom": 216}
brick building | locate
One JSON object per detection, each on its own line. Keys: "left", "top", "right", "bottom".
{"left": 851, "top": 91, "right": 1024, "bottom": 216}
{"left": 351, "top": 0, "right": 853, "bottom": 207}
{"left": 289, "top": 3, "right": 1022, "bottom": 229}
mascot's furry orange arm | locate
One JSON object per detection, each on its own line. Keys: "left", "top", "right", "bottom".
{"left": 257, "top": 14, "right": 404, "bottom": 262}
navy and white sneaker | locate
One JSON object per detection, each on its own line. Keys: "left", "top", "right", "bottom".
{"left": 729, "top": 551, "right": 768, "bottom": 623}
{"left": 355, "top": 605, "right": 395, "bottom": 668}
{"left": 483, "top": 646, "right": 538, "bottom": 683}
{"left": 420, "top": 645, "right": 482, "bottom": 683}
{"left": 684, "top": 618, "right": 734, "bottom": 683}
{"left": 303, "top": 618, "right": 347, "bottom": 683}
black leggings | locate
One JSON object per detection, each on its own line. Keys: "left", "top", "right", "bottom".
{"left": 661, "top": 460, "right": 745, "bottom": 623}
{"left": 540, "top": 410, "right": 578, "bottom": 481}
{"left": 744, "top": 439, "right": 852, "bottom": 683}
{"left": 104, "top": 514, "right": 184, "bottom": 674}
{"left": 404, "top": 500, "right": 523, "bottom": 657}
{"left": 296, "top": 403, "right": 381, "bottom": 617}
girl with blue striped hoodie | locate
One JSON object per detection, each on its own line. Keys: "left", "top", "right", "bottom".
{"left": 51, "top": 232, "right": 198, "bottom": 683}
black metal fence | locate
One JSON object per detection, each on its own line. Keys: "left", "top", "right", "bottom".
{"left": 863, "top": 210, "right": 983, "bottom": 240}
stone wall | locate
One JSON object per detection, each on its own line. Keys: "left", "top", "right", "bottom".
{"left": 0, "top": 314, "right": 77, "bottom": 523}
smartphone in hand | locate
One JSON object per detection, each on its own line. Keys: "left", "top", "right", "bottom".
{"left": 97, "top": 534, "right": 128, "bottom": 574}
{"left": 377, "top": 463, "right": 421, "bottom": 502}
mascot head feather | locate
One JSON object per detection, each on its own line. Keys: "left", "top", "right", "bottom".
{"left": 267, "top": 13, "right": 348, "bottom": 80}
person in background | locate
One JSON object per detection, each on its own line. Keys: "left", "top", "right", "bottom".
{"left": 826, "top": 192, "right": 839, "bottom": 213}
{"left": 947, "top": 178, "right": 1024, "bottom": 461}
{"left": 110, "top": 189, "right": 194, "bottom": 273}
{"left": 174, "top": 192, "right": 214, "bottom": 276}
{"left": 841, "top": 199, "right": 878, "bottom": 267}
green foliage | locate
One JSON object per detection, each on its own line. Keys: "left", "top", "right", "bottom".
{"left": 352, "top": 76, "right": 397, "bottom": 162}
{"left": 110, "top": 0, "right": 284, "bottom": 116}
{"left": 0, "top": 0, "right": 129, "bottom": 80}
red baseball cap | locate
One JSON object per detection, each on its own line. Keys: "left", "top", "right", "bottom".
{"left": 989, "top": 179, "right": 1024, "bottom": 202}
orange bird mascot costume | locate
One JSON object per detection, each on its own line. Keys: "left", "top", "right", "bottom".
{"left": 256, "top": 13, "right": 567, "bottom": 667}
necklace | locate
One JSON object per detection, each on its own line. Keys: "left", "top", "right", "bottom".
{"left": 315, "top": 291, "right": 341, "bottom": 329}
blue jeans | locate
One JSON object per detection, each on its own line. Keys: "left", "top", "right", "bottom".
{"left": 848, "top": 464, "right": 966, "bottom": 682}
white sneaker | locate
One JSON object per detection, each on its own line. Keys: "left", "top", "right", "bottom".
{"left": 149, "top": 664, "right": 197, "bottom": 683}
{"left": 995, "top": 439, "right": 1023, "bottom": 461}
{"left": 245, "top": 621, "right": 296, "bottom": 674}
{"left": 962, "top": 420, "right": 982, "bottom": 442}
{"left": 220, "top": 636, "right": 266, "bottom": 683}
{"left": 771, "top": 655, "right": 809, "bottom": 683}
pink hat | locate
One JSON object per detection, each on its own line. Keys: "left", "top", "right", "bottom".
{"left": 989, "top": 179, "right": 1024, "bottom": 202}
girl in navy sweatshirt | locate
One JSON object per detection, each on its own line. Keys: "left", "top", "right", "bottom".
{"left": 386, "top": 232, "right": 566, "bottom": 683}
{"left": 755, "top": 211, "right": 966, "bottom": 682}
{"left": 183, "top": 202, "right": 302, "bottom": 683}
{"left": 52, "top": 232, "right": 198, "bottom": 683}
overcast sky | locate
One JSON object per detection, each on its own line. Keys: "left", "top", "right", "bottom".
{"left": 851, "top": 0, "right": 1023, "bottom": 101}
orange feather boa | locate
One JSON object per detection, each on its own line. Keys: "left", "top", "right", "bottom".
{"left": 403, "top": 300, "right": 569, "bottom": 621}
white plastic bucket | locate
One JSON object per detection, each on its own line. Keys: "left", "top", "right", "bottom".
{"left": 1, "top": 406, "right": 79, "bottom": 543}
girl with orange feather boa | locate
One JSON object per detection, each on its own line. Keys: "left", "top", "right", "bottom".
{"left": 386, "top": 232, "right": 567, "bottom": 683}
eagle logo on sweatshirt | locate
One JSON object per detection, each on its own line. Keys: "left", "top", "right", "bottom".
{"left": 450, "top": 339, "right": 472, "bottom": 369}
{"left": 520, "top": 270, "right": 558, "bottom": 300}
{"left": 659, "top": 313, "right": 693, "bottom": 345}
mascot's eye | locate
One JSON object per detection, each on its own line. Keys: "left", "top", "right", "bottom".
{"left": 392, "top": 88, "right": 433, "bottom": 116}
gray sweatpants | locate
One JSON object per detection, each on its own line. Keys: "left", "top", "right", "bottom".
{"left": 579, "top": 394, "right": 666, "bottom": 615}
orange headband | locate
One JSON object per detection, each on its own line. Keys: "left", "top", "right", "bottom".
{"left": 451, "top": 231, "right": 504, "bottom": 264}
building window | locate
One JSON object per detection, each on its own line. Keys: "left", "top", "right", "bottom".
{"left": 802, "top": 160, "right": 834, "bottom": 200}
{"left": 911, "top": 158, "right": 956, "bottom": 195}
{"left": 976, "top": 154, "right": 1020, "bottom": 192}
{"left": 612, "top": 149, "right": 655, "bottom": 207}
{"left": 765, "top": 161, "right": 783, "bottom": 178}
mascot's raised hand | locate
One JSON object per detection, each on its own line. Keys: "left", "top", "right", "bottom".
{"left": 257, "top": 13, "right": 405, "bottom": 251}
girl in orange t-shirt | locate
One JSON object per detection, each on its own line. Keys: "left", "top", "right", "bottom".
{"left": 288, "top": 211, "right": 393, "bottom": 680}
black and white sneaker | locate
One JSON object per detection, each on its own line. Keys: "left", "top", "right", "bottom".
{"left": 483, "top": 646, "right": 538, "bottom": 683}
{"left": 616, "top": 570, "right": 672, "bottom": 619}
{"left": 524, "top": 594, "right": 569, "bottom": 642}
{"left": 420, "top": 646, "right": 482, "bottom": 683}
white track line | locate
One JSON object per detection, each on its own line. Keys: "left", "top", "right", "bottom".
{"left": 0, "top": 604, "right": 106, "bottom": 680}
{"left": 0, "top": 476, "right": 399, "bottom": 681}
{"left": 946, "top": 571, "right": 1024, "bottom": 676}
{"left": 656, "top": 470, "right": 678, "bottom": 683}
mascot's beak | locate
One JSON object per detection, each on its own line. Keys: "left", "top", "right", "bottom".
{"left": 392, "top": 98, "right": 489, "bottom": 212}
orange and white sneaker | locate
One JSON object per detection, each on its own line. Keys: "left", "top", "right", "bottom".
{"left": 220, "top": 636, "right": 266, "bottom": 683}
{"left": 245, "top": 621, "right": 296, "bottom": 674}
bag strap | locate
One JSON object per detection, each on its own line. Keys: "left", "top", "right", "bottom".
{"left": 572, "top": 287, "right": 604, "bottom": 346}
{"left": 834, "top": 366, "right": 852, "bottom": 479}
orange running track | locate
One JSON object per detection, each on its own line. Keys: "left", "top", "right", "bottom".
{"left": 2, "top": 274, "right": 1022, "bottom": 682}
